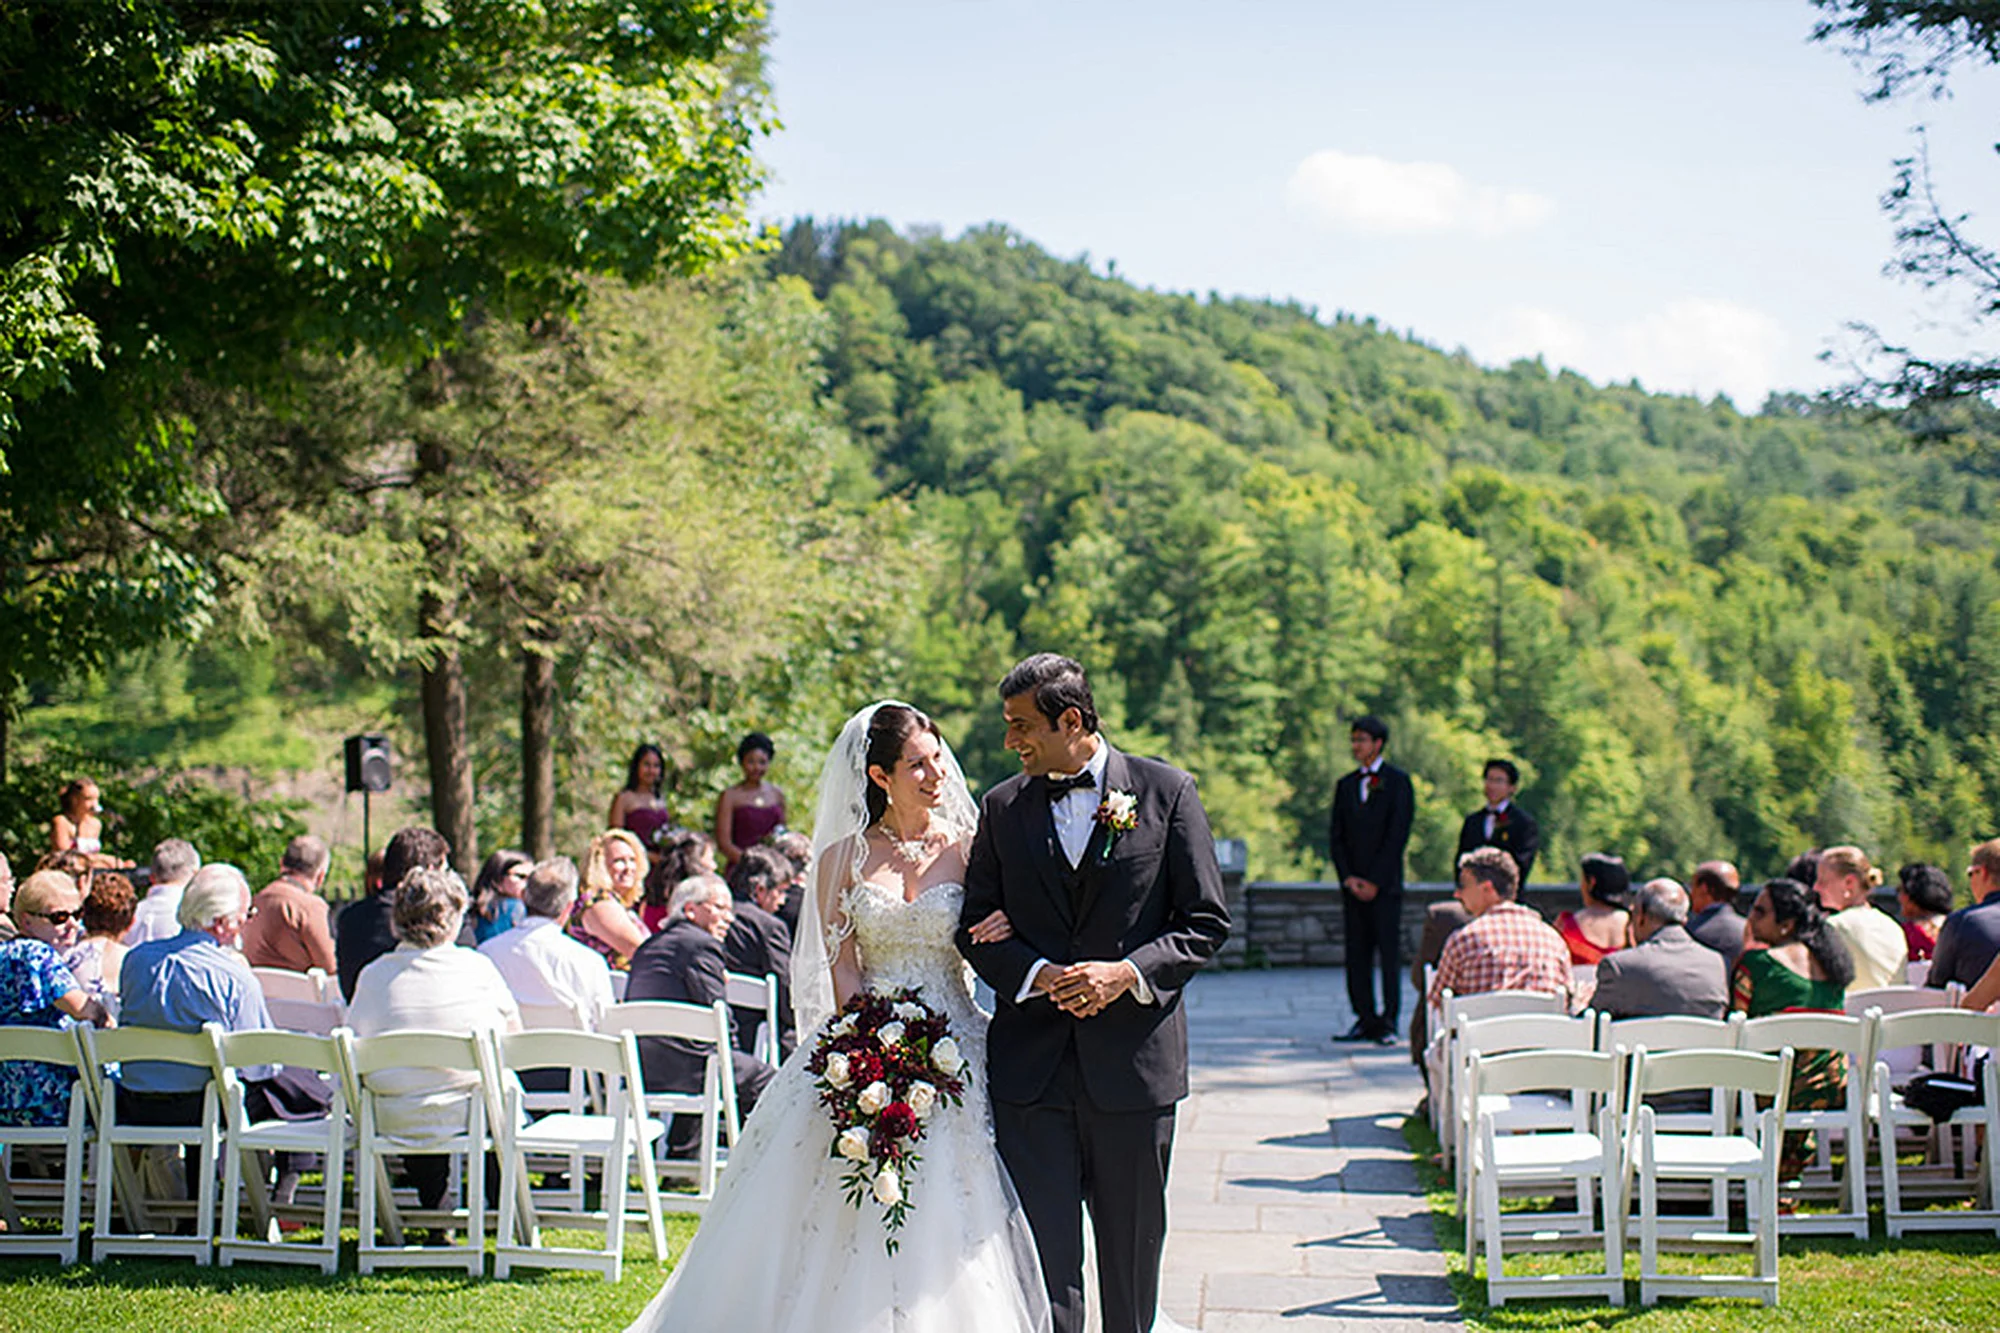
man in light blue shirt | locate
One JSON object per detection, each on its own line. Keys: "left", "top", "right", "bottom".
{"left": 118, "top": 864, "right": 272, "bottom": 1101}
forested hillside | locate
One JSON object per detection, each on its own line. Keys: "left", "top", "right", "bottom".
{"left": 771, "top": 219, "right": 2000, "bottom": 883}
{"left": 17, "top": 219, "right": 1999, "bottom": 885}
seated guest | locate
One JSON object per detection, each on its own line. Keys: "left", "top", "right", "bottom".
{"left": 1593, "top": 878, "right": 1727, "bottom": 1019}
{"left": 1931, "top": 837, "right": 2000, "bottom": 992}
{"left": 478, "top": 857, "right": 613, "bottom": 1027}
{"left": 723, "top": 846, "right": 795, "bottom": 1059}
{"left": 641, "top": 828, "right": 717, "bottom": 934}
{"left": 49, "top": 777, "right": 105, "bottom": 856}
{"left": 1427, "top": 847, "right": 1571, "bottom": 1010}
{"left": 242, "top": 835, "right": 337, "bottom": 975}
{"left": 1556, "top": 852, "right": 1630, "bottom": 967}
{"left": 64, "top": 871, "right": 136, "bottom": 1007}
{"left": 625, "top": 874, "right": 773, "bottom": 1155}
{"left": 567, "top": 829, "right": 650, "bottom": 968}
{"left": 119, "top": 865, "right": 332, "bottom": 1131}
{"left": 347, "top": 866, "right": 520, "bottom": 1214}
{"left": 0, "top": 871, "right": 113, "bottom": 1126}
{"left": 1408, "top": 895, "right": 1471, "bottom": 1067}
{"left": 1815, "top": 844, "right": 1906, "bottom": 992}
{"left": 1898, "top": 863, "right": 1954, "bottom": 964}
{"left": 471, "top": 849, "right": 534, "bottom": 945}
{"left": 336, "top": 826, "right": 449, "bottom": 1002}
{"left": 1455, "top": 758, "right": 1539, "bottom": 881}
{"left": 768, "top": 828, "right": 812, "bottom": 935}
{"left": 126, "top": 839, "right": 200, "bottom": 946}
{"left": 1731, "top": 877, "right": 1854, "bottom": 1173}
{"left": 1686, "top": 859, "right": 1747, "bottom": 974}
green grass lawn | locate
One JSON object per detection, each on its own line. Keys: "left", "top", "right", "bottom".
{"left": 0, "top": 1221, "right": 698, "bottom": 1332}
{"left": 1405, "top": 1116, "right": 2000, "bottom": 1331}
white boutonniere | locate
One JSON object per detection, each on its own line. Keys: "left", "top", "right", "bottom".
{"left": 1094, "top": 789, "right": 1139, "bottom": 861}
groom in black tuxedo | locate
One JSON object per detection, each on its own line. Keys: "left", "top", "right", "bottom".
{"left": 1327, "top": 715, "right": 1414, "bottom": 1045}
{"left": 959, "top": 654, "right": 1231, "bottom": 1333}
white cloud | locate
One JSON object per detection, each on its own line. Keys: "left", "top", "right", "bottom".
{"left": 1485, "top": 298, "right": 1788, "bottom": 407}
{"left": 1285, "top": 149, "right": 1555, "bottom": 236}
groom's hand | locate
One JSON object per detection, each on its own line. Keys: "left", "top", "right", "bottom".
{"left": 1049, "top": 961, "right": 1135, "bottom": 1018}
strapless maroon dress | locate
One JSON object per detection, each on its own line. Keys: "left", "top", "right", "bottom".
{"left": 729, "top": 800, "right": 784, "bottom": 855}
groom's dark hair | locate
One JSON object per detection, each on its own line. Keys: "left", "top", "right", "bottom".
{"left": 1000, "top": 653, "right": 1099, "bottom": 733}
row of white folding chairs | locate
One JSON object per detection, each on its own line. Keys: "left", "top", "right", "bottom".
{"left": 1466, "top": 1041, "right": 1796, "bottom": 1308}
{"left": 0, "top": 1006, "right": 744, "bottom": 1280}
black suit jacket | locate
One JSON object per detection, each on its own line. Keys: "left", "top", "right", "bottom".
{"left": 1328, "top": 763, "right": 1414, "bottom": 893}
{"left": 1456, "top": 803, "right": 1539, "bottom": 882}
{"left": 958, "top": 746, "right": 1231, "bottom": 1113}
{"left": 625, "top": 918, "right": 739, "bottom": 1093}
{"left": 723, "top": 899, "right": 794, "bottom": 1056}
{"left": 1686, "top": 902, "right": 1748, "bottom": 977}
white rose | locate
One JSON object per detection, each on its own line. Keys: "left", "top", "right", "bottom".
{"left": 878, "top": 1020, "right": 906, "bottom": 1047}
{"left": 931, "top": 1037, "right": 964, "bottom": 1076}
{"left": 872, "top": 1167, "right": 903, "bottom": 1206}
{"left": 1104, "top": 790, "right": 1137, "bottom": 823}
{"left": 907, "top": 1081, "right": 938, "bottom": 1119}
{"left": 836, "top": 1126, "right": 872, "bottom": 1162}
{"left": 823, "top": 1052, "right": 851, "bottom": 1088}
{"left": 857, "top": 1080, "right": 891, "bottom": 1115}
{"left": 893, "top": 1001, "right": 925, "bottom": 1021}
{"left": 831, "top": 1014, "right": 857, "bottom": 1037}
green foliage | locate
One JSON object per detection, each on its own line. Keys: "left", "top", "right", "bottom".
{"left": 0, "top": 746, "right": 306, "bottom": 875}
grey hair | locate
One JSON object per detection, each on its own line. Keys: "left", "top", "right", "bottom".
{"left": 279, "top": 834, "right": 330, "bottom": 879}
{"left": 150, "top": 838, "right": 200, "bottom": 886}
{"left": 391, "top": 865, "right": 469, "bottom": 947}
{"left": 178, "top": 863, "right": 250, "bottom": 931}
{"left": 522, "top": 856, "right": 580, "bottom": 919}
{"left": 666, "top": 872, "right": 730, "bottom": 918}
{"left": 1636, "top": 877, "right": 1690, "bottom": 926}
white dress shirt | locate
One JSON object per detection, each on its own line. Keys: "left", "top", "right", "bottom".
{"left": 478, "top": 915, "right": 615, "bottom": 1026}
{"left": 1020, "top": 739, "right": 1154, "bottom": 1007}
{"left": 1482, "top": 798, "right": 1511, "bottom": 841}
{"left": 124, "top": 881, "right": 187, "bottom": 946}
{"left": 1357, "top": 760, "right": 1382, "bottom": 803}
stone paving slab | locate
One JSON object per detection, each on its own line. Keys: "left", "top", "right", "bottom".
{"left": 1159, "top": 966, "right": 1461, "bottom": 1331}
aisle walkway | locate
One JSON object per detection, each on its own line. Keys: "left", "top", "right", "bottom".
{"left": 1158, "top": 967, "right": 1461, "bottom": 1332}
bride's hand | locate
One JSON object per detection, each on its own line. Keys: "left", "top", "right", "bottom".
{"left": 967, "top": 909, "right": 1014, "bottom": 944}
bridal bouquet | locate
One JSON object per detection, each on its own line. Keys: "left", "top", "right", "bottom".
{"left": 807, "top": 987, "right": 968, "bottom": 1249}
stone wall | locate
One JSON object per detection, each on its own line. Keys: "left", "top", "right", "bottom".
{"left": 1234, "top": 881, "right": 1583, "bottom": 969}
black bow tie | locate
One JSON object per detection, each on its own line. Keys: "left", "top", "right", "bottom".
{"left": 1046, "top": 771, "right": 1095, "bottom": 799}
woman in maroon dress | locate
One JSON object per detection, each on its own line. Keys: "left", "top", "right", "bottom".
{"left": 609, "top": 743, "right": 673, "bottom": 861}
{"left": 714, "top": 732, "right": 785, "bottom": 869}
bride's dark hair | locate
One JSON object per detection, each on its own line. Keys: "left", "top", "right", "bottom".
{"left": 864, "top": 703, "right": 941, "bottom": 827}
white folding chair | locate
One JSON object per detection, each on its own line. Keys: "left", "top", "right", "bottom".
{"left": 1621, "top": 1046, "right": 1793, "bottom": 1308}
{"left": 0, "top": 1026, "right": 93, "bottom": 1263}
{"left": 1465, "top": 1048, "right": 1624, "bottom": 1307}
{"left": 1738, "top": 1011, "right": 1872, "bottom": 1238}
{"left": 513, "top": 999, "right": 599, "bottom": 1211}
{"left": 81, "top": 1025, "right": 224, "bottom": 1264}
{"left": 338, "top": 1028, "right": 499, "bottom": 1276}
{"left": 1601, "top": 1014, "right": 1745, "bottom": 1226}
{"left": 1452, "top": 1011, "right": 1599, "bottom": 1218}
{"left": 208, "top": 1025, "right": 351, "bottom": 1274}
{"left": 1868, "top": 1006, "right": 2000, "bottom": 1237}
{"left": 493, "top": 1029, "right": 668, "bottom": 1282}
{"left": 1849, "top": 986, "right": 1949, "bottom": 1085}
{"left": 251, "top": 967, "right": 330, "bottom": 1004}
{"left": 608, "top": 970, "right": 629, "bottom": 1002}
{"left": 264, "top": 996, "right": 347, "bottom": 1037}
{"left": 1427, "top": 989, "right": 1565, "bottom": 1171}
{"left": 724, "top": 971, "right": 781, "bottom": 1066}
{"left": 602, "top": 999, "right": 736, "bottom": 1211}
{"left": 1906, "top": 959, "right": 1932, "bottom": 989}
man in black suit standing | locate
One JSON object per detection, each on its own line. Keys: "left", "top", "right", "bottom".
{"left": 960, "top": 653, "right": 1231, "bottom": 1333}
{"left": 625, "top": 873, "right": 773, "bottom": 1155}
{"left": 1328, "top": 715, "right": 1414, "bottom": 1045}
{"left": 1456, "top": 758, "right": 1539, "bottom": 882}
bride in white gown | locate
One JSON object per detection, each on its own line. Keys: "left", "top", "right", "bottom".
{"left": 625, "top": 701, "right": 1053, "bottom": 1333}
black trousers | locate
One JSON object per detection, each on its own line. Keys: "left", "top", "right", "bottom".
{"left": 994, "top": 1049, "right": 1176, "bottom": 1333}
{"left": 1343, "top": 886, "right": 1403, "bottom": 1032}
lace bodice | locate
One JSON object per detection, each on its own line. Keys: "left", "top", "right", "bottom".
{"left": 844, "top": 879, "right": 976, "bottom": 1007}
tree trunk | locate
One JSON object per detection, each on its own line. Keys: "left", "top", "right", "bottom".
{"left": 0, "top": 700, "right": 9, "bottom": 785}
{"left": 521, "top": 643, "right": 556, "bottom": 861}
{"left": 420, "top": 590, "right": 479, "bottom": 875}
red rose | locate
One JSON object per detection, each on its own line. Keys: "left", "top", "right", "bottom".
{"left": 877, "top": 1102, "right": 918, "bottom": 1139}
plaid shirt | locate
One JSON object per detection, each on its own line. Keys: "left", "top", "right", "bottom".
{"left": 1428, "top": 900, "right": 1571, "bottom": 1008}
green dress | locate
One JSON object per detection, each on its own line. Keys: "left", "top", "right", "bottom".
{"left": 1730, "top": 948, "right": 1847, "bottom": 1112}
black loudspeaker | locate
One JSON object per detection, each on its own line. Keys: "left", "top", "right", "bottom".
{"left": 344, "top": 735, "right": 393, "bottom": 793}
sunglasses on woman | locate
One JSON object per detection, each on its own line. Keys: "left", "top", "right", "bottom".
{"left": 29, "top": 908, "right": 81, "bottom": 925}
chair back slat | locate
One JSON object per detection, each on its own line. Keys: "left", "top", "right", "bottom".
{"left": 1470, "top": 1047, "right": 1619, "bottom": 1099}
{"left": 1739, "top": 1011, "right": 1866, "bottom": 1056}
{"left": 1603, "top": 1014, "right": 1740, "bottom": 1053}
{"left": 518, "top": 1000, "right": 591, "bottom": 1032}
{"left": 499, "top": 1029, "right": 628, "bottom": 1079}
{"left": 341, "top": 1028, "right": 487, "bottom": 1076}
{"left": 1633, "top": 1045, "right": 1790, "bottom": 1099}
{"left": 1846, "top": 985, "right": 1937, "bottom": 1020}
{"left": 1445, "top": 989, "right": 1563, "bottom": 1028}
{"left": 602, "top": 1000, "right": 726, "bottom": 1044}
{"left": 213, "top": 1026, "right": 344, "bottom": 1075}
{"left": 265, "top": 996, "right": 346, "bottom": 1036}
{"left": 1457, "top": 1012, "right": 1595, "bottom": 1056}
{"left": 0, "top": 1024, "right": 84, "bottom": 1069}
{"left": 87, "top": 1025, "right": 218, "bottom": 1069}
{"left": 251, "top": 967, "right": 324, "bottom": 1003}
{"left": 1872, "top": 1007, "right": 2000, "bottom": 1058}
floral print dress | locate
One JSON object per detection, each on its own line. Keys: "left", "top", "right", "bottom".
{"left": 0, "top": 938, "right": 80, "bottom": 1126}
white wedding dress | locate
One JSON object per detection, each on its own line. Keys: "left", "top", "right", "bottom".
{"left": 624, "top": 878, "right": 1052, "bottom": 1332}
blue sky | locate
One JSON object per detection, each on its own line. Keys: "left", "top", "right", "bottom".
{"left": 754, "top": 1, "right": 2000, "bottom": 407}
